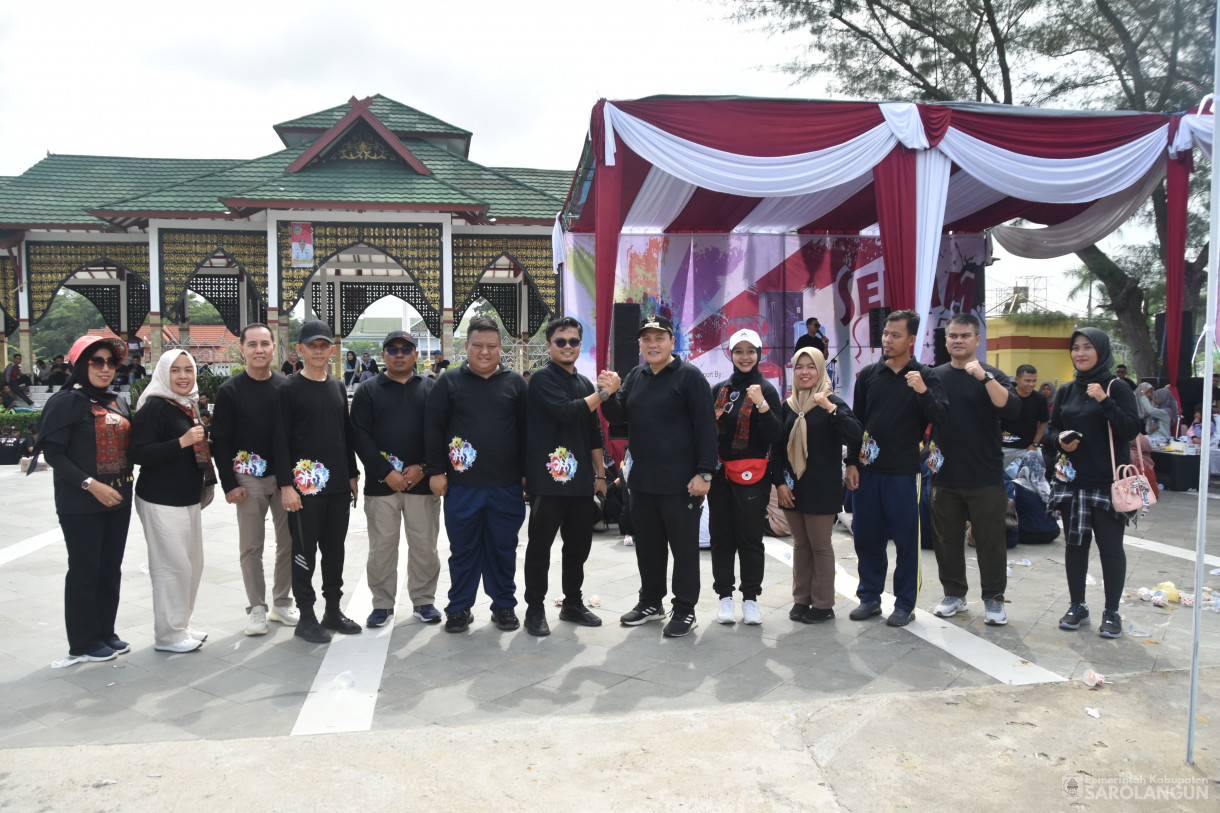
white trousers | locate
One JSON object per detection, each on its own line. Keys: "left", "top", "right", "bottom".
{"left": 135, "top": 496, "right": 204, "bottom": 646}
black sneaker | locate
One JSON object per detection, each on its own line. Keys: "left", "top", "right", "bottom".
{"left": 1058, "top": 603, "right": 1090, "bottom": 630}
{"left": 849, "top": 600, "right": 882, "bottom": 621}
{"left": 321, "top": 609, "right": 362, "bottom": 635}
{"left": 294, "top": 618, "right": 334, "bottom": 644}
{"left": 445, "top": 609, "right": 474, "bottom": 633}
{"left": 886, "top": 607, "right": 915, "bottom": 627}
{"left": 558, "top": 605, "right": 603, "bottom": 626}
{"left": 492, "top": 608, "right": 520, "bottom": 631}
{"left": 802, "top": 607, "right": 835, "bottom": 624}
{"left": 789, "top": 604, "right": 811, "bottom": 622}
{"left": 524, "top": 607, "right": 550, "bottom": 637}
{"left": 1099, "top": 609, "right": 1122, "bottom": 638}
{"left": 106, "top": 635, "right": 131, "bottom": 654}
{"left": 663, "top": 610, "right": 698, "bottom": 638}
{"left": 620, "top": 603, "right": 665, "bottom": 626}
{"left": 366, "top": 608, "right": 393, "bottom": 628}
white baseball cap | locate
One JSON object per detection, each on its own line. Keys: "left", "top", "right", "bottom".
{"left": 729, "top": 328, "right": 762, "bottom": 350}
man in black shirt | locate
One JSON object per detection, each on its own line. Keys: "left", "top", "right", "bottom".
{"left": 274, "top": 320, "right": 361, "bottom": 644}
{"left": 845, "top": 310, "right": 947, "bottom": 627}
{"left": 599, "top": 315, "right": 718, "bottom": 638}
{"left": 351, "top": 331, "right": 441, "bottom": 629}
{"left": 1114, "top": 364, "right": 1137, "bottom": 391}
{"left": 0, "top": 426, "right": 22, "bottom": 465}
{"left": 1001, "top": 364, "right": 1049, "bottom": 461}
{"left": 929, "top": 314, "right": 1020, "bottom": 626}
{"left": 211, "top": 323, "right": 297, "bottom": 636}
{"left": 425, "top": 317, "right": 528, "bottom": 634}
{"left": 522, "top": 317, "right": 611, "bottom": 636}
{"left": 795, "top": 317, "right": 828, "bottom": 356}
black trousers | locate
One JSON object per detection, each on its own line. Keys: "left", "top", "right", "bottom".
{"left": 60, "top": 509, "right": 130, "bottom": 655}
{"left": 630, "top": 491, "right": 701, "bottom": 613}
{"left": 289, "top": 492, "right": 350, "bottom": 614}
{"left": 708, "top": 473, "right": 768, "bottom": 600}
{"left": 524, "top": 494, "right": 593, "bottom": 608}
{"left": 1065, "top": 506, "right": 1127, "bottom": 611}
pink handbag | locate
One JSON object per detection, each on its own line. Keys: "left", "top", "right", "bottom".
{"left": 1108, "top": 381, "right": 1157, "bottom": 513}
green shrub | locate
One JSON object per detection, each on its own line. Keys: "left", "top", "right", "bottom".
{"left": 0, "top": 411, "right": 42, "bottom": 434}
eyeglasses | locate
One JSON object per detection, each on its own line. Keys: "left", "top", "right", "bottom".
{"left": 383, "top": 346, "right": 415, "bottom": 356}
{"left": 551, "top": 337, "right": 581, "bottom": 348}
{"left": 88, "top": 357, "right": 119, "bottom": 369}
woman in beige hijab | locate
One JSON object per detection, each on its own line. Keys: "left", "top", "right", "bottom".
{"left": 771, "top": 347, "right": 862, "bottom": 623}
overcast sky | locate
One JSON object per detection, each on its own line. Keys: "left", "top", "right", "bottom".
{"left": 0, "top": 0, "right": 1082, "bottom": 311}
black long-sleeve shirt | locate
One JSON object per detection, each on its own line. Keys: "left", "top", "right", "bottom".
{"left": 1002, "top": 390, "right": 1050, "bottom": 449}
{"left": 273, "top": 374, "right": 357, "bottom": 497}
{"left": 131, "top": 396, "right": 205, "bottom": 507}
{"left": 600, "top": 355, "right": 717, "bottom": 495}
{"left": 712, "top": 377, "right": 783, "bottom": 462}
{"left": 525, "top": 362, "right": 604, "bottom": 496}
{"left": 771, "top": 395, "right": 863, "bottom": 514}
{"left": 38, "top": 390, "right": 133, "bottom": 515}
{"left": 351, "top": 372, "right": 433, "bottom": 497}
{"left": 1047, "top": 377, "right": 1141, "bottom": 488}
{"left": 424, "top": 363, "right": 527, "bottom": 488}
{"left": 210, "top": 371, "right": 287, "bottom": 493}
{"left": 845, "top": 359, "right": 948, "bottom": 476}
{"left": 931, "top": 362, "right": 1021, "bottom": 488}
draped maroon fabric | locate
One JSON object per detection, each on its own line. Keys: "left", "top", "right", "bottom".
{"left": 592, "top": 101, "right": 624, "bottom": 372}
{"left": 872, "top": 147, "right": 917, "bottom": 310}
{"left": 947, "top": 109, "right": 1166, "bottom": 158}
{"left": 1165, "top": 153, "right": 1192, "bottom": 398}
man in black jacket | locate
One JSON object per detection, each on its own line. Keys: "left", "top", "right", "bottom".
{"left": 522, "top": 317, "right": 612, "bottom": 636}
{"left": 599, "top": 315, "right": 718, "bottom": 638}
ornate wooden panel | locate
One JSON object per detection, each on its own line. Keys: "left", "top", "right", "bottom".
{"left": 127, "top": 274, "right": 151, "bottom": 332}
{"left": 26, "top": 242, "right": 150, "bottom": 323}
{"left": 310, "top": 281, "right": 335, "bottom": 330}
{"left": 188, "top": 275, "right": 242, "bottom": 335}
{"left": 64, "top": 284, "right": 122, "bottom": 334}
{"left": 0, "top": 255, "right": 16, "bottom": 336}
{"left": 334, "top": 282, "right": 440, "bottom": 337}
{"left": 159, "top": 230, "right": 269, "bottom": 315}
{"left": 451, "top": 235, "right": 557, "bottom": 335}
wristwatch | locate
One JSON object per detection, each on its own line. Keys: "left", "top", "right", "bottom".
{"left": 597, "top": 388, "right": 610, "bottom": 401}
{"left": 983, "top": 370, "right": 996, "bottom": 382}
{"left": 81, "top": 477, "right": 93, "bottom": 490}
{"left": 698, "top": 472, "right": 713, "bottom": 482}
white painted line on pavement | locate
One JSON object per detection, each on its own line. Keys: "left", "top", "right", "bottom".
{"left": 0, "top": 526, "right": 64, "bottom": 568}
{"left": 761, "top": 538, "right": 1066, "bottom": 686}
{"left": 1125, "top": 536, "right": 1219, "bottom": 567}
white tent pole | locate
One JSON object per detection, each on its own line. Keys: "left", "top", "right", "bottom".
{"left": 1186, "top": 34, "right": 1220, "bottom": 764}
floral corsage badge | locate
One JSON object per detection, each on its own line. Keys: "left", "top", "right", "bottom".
{"left": 547, "top": 446, "right": 578, "bottom": 482}
{"left": 859, "top": 432, "right": 880, "bottom": 466}
{"left": 293, "top": 459, "right": 330, "bottom": 494}
{"left": 380, "top": 452, "right": 404, "bottom": 472}
{"left": 233, "top": 450, "right": 267, "bottom": 477}
{"left": 448, "top": 437, "right": 477, "bottom": 472}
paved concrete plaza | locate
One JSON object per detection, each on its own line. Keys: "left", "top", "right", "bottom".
{"left": 1, "top": 462, "right": 1217, "bottom": 809}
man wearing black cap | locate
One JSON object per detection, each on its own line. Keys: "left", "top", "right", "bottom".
{"left": 522, "top": 316, "right": 612, "bottom": 636}
{"left": 273, "top": 320, "right": 361, "bottom": 643}
{"left": 599, "top": 315, "right": 718, "bottom": 637}
{"left": 351, "top": 331, "right": 442, "bottom": 628}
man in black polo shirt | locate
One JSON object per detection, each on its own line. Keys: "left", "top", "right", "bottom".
{"left": 1001, "top": 364, "right": 1049, "bottom": 463}
{"left": 845, "top": 310, "right": 947, "bottom": 627}
{"left": 273, "top": 320, "right": 361, "bottom": 644}
{"left": 211, "top": 323, "right": 297, "bottom": 636}
{"left": 599, "top": 315, "right": 717, "bottom": 638}
{"left": 795, "top": 317, "right": 828, "bottom": 357}
{"left": 522, "top": 316, "right": 611, "bottom": 636}
{"left": 1114, "top": 364, "right": 1137, "bottom": 391}
{"left": 425, "top": 317, "right": 528, "bottom": 634}
{"left": 351, "top": 331, "right": 441, "bottom": 628}
{"left": 929, "top": 313, "right": 1021, "bottom": 626}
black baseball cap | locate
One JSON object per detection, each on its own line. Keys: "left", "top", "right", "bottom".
{"left": 299, "top": 320, "right": 334, "bottom": 345}
{"left": 382, "top": 330, "right": 417, "bottom": 348}
{"left": 638, "top": 315, "right": 674, "bottom": 337}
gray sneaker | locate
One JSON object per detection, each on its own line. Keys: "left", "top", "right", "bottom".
{"left": 984, "top": 597, "right": 1008, "bottom": 626}
{"left": 933, "top": 596, "right": 967, "bottom": 618}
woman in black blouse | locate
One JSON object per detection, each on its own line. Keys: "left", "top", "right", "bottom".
{"left": 31, "top": 335, "right": 133, "bottom": 662}
{"left": 131, "top": 350, "right": 216, "bottom": 653}
{"left": 1046, "top": 328, "right": 1140, "bottom": 639}
{"left": 772, "top": 347, "right": 862, "bottom": 623}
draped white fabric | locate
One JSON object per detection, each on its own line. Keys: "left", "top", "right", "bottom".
{"left": 602, "top": 103, "right": 900, "bottom": 197}
{"left": 621, "top": 167, "right": 698, "bottom": 233}
{"left": 937, "top": 125, "right": 1169, "bottom": 204}
{"left": 990, "top": 160, "right": 1166, "bottom": 259}
{"left": 732, "top": 173, "right": 875, "bottom": 234}
{"left": 913, "top": 150, "right": 953, "bottom": 356}
{"left": 942, "top": 172, "right": 1010, "bottom": 225}
{"left": 552, "top": 215, "right": 566, "bottom": 272}
{"left": 1171, "top": 112, "right": 1214, "bottom": 161}
{"left": 879, "top": 103, "right": 931, "bottom": 149}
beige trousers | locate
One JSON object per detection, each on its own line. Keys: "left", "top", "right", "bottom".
{"left": 234, "top": 472, "right": 293, "bottom": 613}
{"left": 364, "top": 492, "right": 441, "bottom": 609}
{"left": 135, "top": 496, "right": 203, "bottom": 645}
{"left": 785, "top": 511, "right": 836, "bottom": 610}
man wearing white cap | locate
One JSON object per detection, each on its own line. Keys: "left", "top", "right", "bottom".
{"left": 708, "top": 328, "right": 783, "bottom": 625}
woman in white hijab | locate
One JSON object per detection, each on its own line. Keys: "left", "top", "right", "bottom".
{"left": 770, "top": 347, "right": 862, "bottom": 623}
{"left": 130, "top": 350, "right": 216, "bottom": 653}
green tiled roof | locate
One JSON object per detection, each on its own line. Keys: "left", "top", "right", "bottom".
{"left": 275, "top": 94, "right": 470, "bottom": 137}
{"left": 489, "top": 167, "right": 574, "bottom": 202}
{"left": 405, "top": 141, "right": 564, "bottom": 220}
{"left": 0, "top": 155, "right": 241, "bottom": 226}
{"left": 226, "top": 158, "right": 483, "bottom": 208}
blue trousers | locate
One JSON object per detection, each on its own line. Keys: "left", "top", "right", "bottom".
{"left": 851, "top": 470, "right": 922, "bottom": 613}
{"left": 443, "top": 485, "right": 526, "bottom": 614}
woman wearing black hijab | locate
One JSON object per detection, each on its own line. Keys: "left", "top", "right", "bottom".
{"left": 1045, "top": 328, "right": 1140, "bottom": 638}
{"left": 708, "top": 328, "right": 782, "bottom": 626}
{"left": 31, "top": 335, "right": 133, "bottom": 662}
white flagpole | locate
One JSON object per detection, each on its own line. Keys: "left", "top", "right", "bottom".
{"left": 1186, "top": 42, "right": 1220, "bottom": 765}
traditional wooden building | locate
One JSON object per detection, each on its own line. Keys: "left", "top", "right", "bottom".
{"left": 0, "top": 95, "right": 569, "bottom": 366}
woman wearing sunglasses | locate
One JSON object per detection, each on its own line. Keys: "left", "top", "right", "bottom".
{"left": 131, "top": 350, "right": 217, "bottom": 653}
{"left": 30, "top": 335, "right": 134, "bottom": 662}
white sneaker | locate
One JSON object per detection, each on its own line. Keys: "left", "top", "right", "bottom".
{"left": 742, "top": 600, "right": 762, "bottom": 625}
{"left": 187, "top": 629, "right": 208, "bottom": 642}
{"left": 933, "top": 596, "right": 968, "bottom": 618}
{"left": 154, "top": 638, "right": 202, "bottom": 653}
{"left": 984, "top": 597, "right": 1008, "bottom": 626}
{"left": 269, "top": 605, "right": 300, "bottom": 626}
{"left": 717, "top": 596, "right": 736, "bottom": 624}
{"left": 245, "top": 606, "right": 269, "bottom": 636}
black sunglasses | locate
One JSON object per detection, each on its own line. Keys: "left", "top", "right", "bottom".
{"left": 383, "top": 346, "right": 416, "bottom": 356}
{"left": 88, "top": 357, "right": 119, "bottom": 369}
{"left": 551, "top": 337, "right": 581, "bottom": 348}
